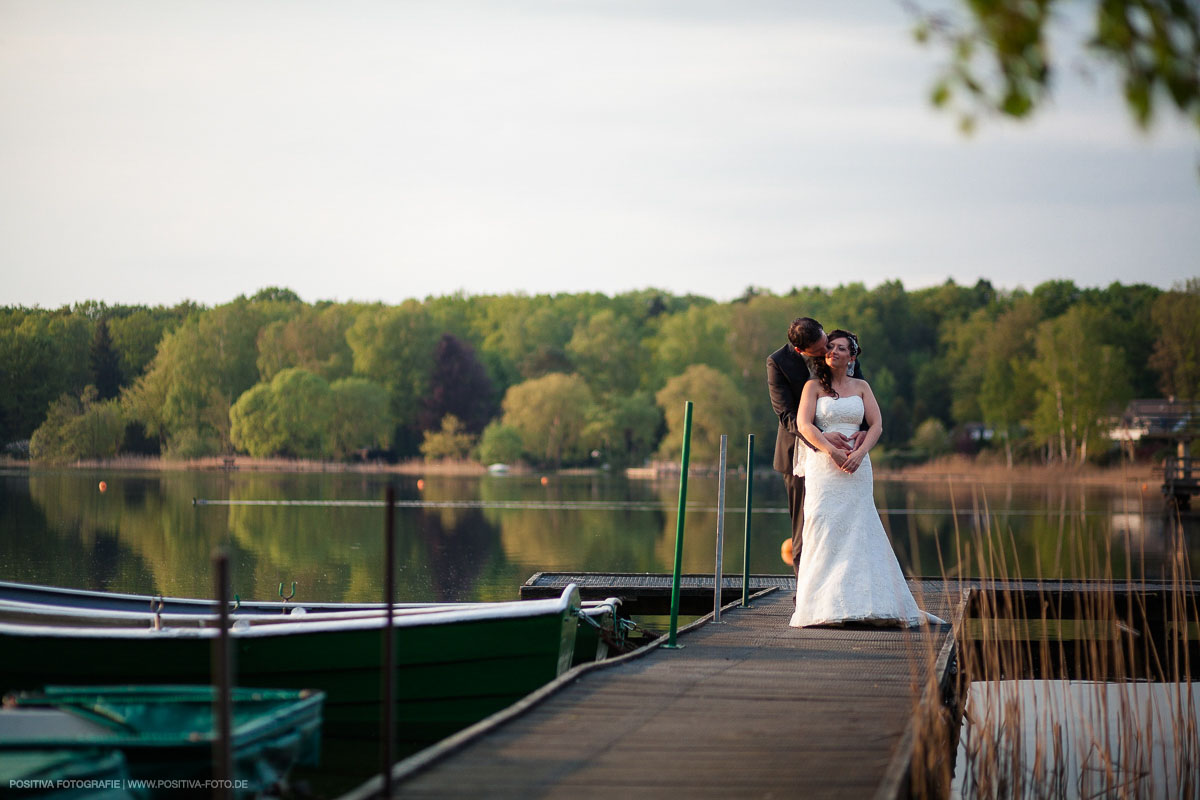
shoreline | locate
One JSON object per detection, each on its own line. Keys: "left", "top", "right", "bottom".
{"left": 0, "top": 453, "right": 1154, "bottom": 487}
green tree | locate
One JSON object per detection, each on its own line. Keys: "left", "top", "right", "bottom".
{"left": 1030, "top": 306, "right": 1133, "bottom": 463}
{"left": 647, "top": 303, "right": 734, "bottom": 390}
{"left": 1089, "top": 282, "right": 1163, "bottom": 397}
{"left": 123, "top": 298, "right": 270, "bottom": 457}
{"left": 500, "top": 373, "right": 595, "bottom": 468}
{"left": 1149, "top": 279, "right": 1200, "bottom": 400}
{"left": 89, "top": 319, "right": 122, "bottom": 400}
{"left": 258, "top": 367, "right": 334, "bottom": 458}
{"left": 477, "top": 422, "right": 524, "bottom": 465}
{"left": 727, "top": 294, "right": 801, "bottom": 455}
{"left": 872, "top": 366, "right": 911, "bottom": 446}
{"left": 655, "top": 364, "right": 751, "bottom": 464}
{"left": 30, "top": 386, "right": 124, "bottom": 462}
{"left": 419, "top": 414, "right": 476, "bottom": 461}
{"left": 912, "top": 1, "right": 1200, "bottom": 137}
{"left": 584, "top": 391, "right": 662, "bottom": 466}
{"left": 0, "top": 310, "right": 91, "bottom": 443}
{"left": 977, "top": 298, "right": 1041, "bottom": 468}
{"left": 346, "top": 302, "right": 439, "bottom": 432}
{"left": 108, "top": 304, "right": 190, "bottom": 381}
{"left": 227, "top": 383, "right": 278, "bottom": 458}
{"left": 911, "top": 356, "right": 953, "bottom": 428}
{"left": 229, "top": 368, "right": 334, "bottom": 459}
{"left": 567, "top": 309, "right": 648, "bottom": 395}
{"left": 329, "top": 377, "right": 393, "bottom": 459}
{"left": 911, "top": 417, "right": 952, "bottom": 457}
{"left": 943, "top": 307, "right": 997, "bottom": 424}
{"left": 256, "top": 304, "right": 356, "bottom": 382}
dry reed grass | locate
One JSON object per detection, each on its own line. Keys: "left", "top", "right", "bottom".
{"left": 908, "top": 487, "right": 1198, "bottom": 799}
{"left": 876, "top": 455, "right": 1148, "bottom": 487}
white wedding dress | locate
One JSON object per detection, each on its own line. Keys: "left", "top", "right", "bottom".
{"left": 789, "top": 394, "right": 943, "bottom": 628}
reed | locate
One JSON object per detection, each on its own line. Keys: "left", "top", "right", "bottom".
{"left": 908, "top": 484, "right": 1198, "bottom": 799}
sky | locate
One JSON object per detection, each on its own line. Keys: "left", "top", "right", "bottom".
{"left": 2, "top": 0, "right": 1198, "bottom": 309}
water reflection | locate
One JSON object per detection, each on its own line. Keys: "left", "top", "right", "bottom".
{"left": 1, "top": 469, "right": 1195, "bottom": 604}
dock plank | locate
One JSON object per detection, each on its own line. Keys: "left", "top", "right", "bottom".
{"left": 377, "top": 581, "right": 965, "bottom": 800}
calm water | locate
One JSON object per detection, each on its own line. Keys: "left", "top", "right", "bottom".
{"left": 2, "top": 467, "right": 1195, "bottom": 604}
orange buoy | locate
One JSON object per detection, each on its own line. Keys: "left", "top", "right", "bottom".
{"left": 416, "top": 479, "right": 425, "bottom": 491}
{"left": 540, "top": 476, "right": 549, "bottom": 486}
{"left": 98, "top": 481, "right": 107, "bottom": 493}
{"left": 780, "top": 538, "right": 793, "bottom": 565}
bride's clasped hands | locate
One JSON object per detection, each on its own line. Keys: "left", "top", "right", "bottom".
{"left": 839, "top": 445, "right": 866, "bottom": 473}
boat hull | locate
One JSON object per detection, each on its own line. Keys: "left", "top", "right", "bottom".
{"left": 0, "top": 587, "right": 579, "bottom": 752}
{"left": 1, "top": 686, "right": 323, "bottom": 799}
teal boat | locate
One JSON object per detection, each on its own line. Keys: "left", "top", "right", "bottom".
{"left": 0, "top": 749, "right": 135, "bottom": 800}
{"left": 0, "top": 585, "right": 581, "bottom": 753}
{"left": 0, "top": 686, "right": 323, "bottom": 799}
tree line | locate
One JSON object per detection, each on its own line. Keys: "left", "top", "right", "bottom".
{"left": 2, "top": 279, "right": 1197, "bottom": 468}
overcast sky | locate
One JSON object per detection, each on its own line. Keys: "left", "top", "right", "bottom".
{"left": 2, "top": 0, "right": 1197, "bottom": 309}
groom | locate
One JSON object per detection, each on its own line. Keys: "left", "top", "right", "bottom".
{"left": 766, "top": 317, "right": 864, "bottom": 577}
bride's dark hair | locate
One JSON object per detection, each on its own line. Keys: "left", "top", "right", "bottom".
{"left": 813, "top": 329, "right": 861, "bottom": 398}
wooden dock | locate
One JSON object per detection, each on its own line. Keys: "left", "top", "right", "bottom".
{"left": 352, "top": 576, "right": 966, "bottom": 800}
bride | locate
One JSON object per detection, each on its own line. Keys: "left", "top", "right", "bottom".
{"left": 789, "top": 330, "right": 943, "bottom": 628}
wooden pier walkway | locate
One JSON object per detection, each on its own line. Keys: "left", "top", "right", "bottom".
{"left": 358, "top": 578, "right": 966, "bottom": 800}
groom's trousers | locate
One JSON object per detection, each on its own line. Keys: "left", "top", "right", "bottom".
{"left": 784, "top": 472, "right": 805, "bottom": 577}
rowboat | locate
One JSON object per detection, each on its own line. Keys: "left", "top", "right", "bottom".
{"left": 0, "top": 585, "right": 581, "bottom": 753}
{"left": 0, "top": 748, "right": 134, "bottom": 799}
{"left": 0, "top": 685, "right": 324, "bottom": 799}
{"left": 0, "top": 580, "right": 397, "bottom": 616}
{"left": 0, "top": 580, "right": 630, "bottom": 665}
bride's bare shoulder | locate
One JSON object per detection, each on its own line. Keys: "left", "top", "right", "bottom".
{"left": 801, "top": 380, "right": 834, "bottom": 399}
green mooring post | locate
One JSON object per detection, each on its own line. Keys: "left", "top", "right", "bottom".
{"left": 665, "top": 400, "right": 694, "bottom": 649}
{"left": 741, "top": 433, "right": 754, "bottom": 607}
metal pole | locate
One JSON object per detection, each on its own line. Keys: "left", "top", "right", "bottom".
{"left": 380, "top": 484, "right": 396, "bottom": 799}
{"left": 211, "top": 549, "right": 233, "bottom": 800}
{"left": 742, "top": 433, "right": 754, "bottom": 607}
{"left": 665, "top": 401, "right": 693, "bottom": 649}
{"left": 713, "top": 434, "right": 728, "bottom": 622}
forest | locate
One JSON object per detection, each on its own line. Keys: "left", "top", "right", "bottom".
{"left": 2, "top": 278, "right": 1197, "bottom": 469}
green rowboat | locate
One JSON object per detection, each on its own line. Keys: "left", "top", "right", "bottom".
{"left": 0, "top": 585, "right": 581, "bottom": 753}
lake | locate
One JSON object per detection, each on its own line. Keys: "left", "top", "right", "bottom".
{"left": 2, "top": 466, "right": 1194, "bottom": 604}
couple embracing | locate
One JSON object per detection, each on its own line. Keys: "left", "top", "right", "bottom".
{"left": 767, "top": 317, "right": 942, "bottom": 628}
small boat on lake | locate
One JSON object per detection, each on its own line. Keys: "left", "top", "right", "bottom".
{"left": 0, "top": 580, "right": 393, "bottom": 616}
{"left": 0, "top": 585, "right": 582, "bottom": 753}
{"left": 0, "top": 685, "right": 323, "bottom": 799}
{"left": 0, "top": 579, "right": 630, "bottom": 665}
